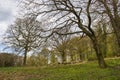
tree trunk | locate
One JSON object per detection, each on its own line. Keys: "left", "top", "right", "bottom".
{"left": 91, "top": 36, "right": 107, "bottom": 68}
{"left": 102, "top": 26, "right": 107, "bottom": 58}
{"left": 99, "top": 0, "right": 120, "bottom": 55}
{"left": 115, "top": 27, "right": 120, "bottom": 47}
{"left": 70, "top": 53, "right": 74, "bottom": 62}
{"left": 111, "top": 19, "right": 120, "bottom": 56}
{"left": 111, "top": 18, "right": 120, "bottom": 48}
{"left": 61, "top": 51, "right": 66, "bottom": 64}
{"left": 79, "top": 53, "right": 83, "bottom": 61}
{"left": 23, "top": 48, "right": 28, "bottom": 66}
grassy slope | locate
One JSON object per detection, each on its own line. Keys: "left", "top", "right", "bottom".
{"left": 0, "top": 59, "right": 120, "bottom": 80}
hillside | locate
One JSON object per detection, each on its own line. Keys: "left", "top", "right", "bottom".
{"left": 0, "top": 58, "right": 120, "bottom": 80}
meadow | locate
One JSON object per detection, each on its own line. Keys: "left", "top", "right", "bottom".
{"left": 0, "top": 59, "right": 120, "bottom": 80}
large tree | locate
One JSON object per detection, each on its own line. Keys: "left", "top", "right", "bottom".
{"left": 68, "top": 36, "right": 91, "bottom": 62}
{"left": 51, "top": 34, "right": 71, "bottom": 63}
{"left": 4, "top": 17, "right": 43, "bottom": 65}
{"left": 96, "top": 0, "right": 120, "bottom": 52}
{"left": 23, "top": 0, "right": 107, "bottom": 68}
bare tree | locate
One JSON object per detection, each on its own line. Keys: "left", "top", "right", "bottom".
{"left": 22, "top": 0, "right": 107, "bottom": 68}
{"left": 52, "top": 34, "right": 71, "bottom": 64}
{"left": 4, "top": 17, "right": 43, "bottom": 65}
{"left": 96, "top": 0, "right": 120, "bottom": 52}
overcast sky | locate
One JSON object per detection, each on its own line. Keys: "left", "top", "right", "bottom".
{"left": 0, "top": 0, "right": 20, "bottom": 41}
{"left": 0, "top": 0, "right": 21, "bottom": 52}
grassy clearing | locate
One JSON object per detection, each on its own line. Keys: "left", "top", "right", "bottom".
{"left": 0, "top": 59, "right": 120, "bottom": 80}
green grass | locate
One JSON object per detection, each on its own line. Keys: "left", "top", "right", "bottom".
{"left": 0, "top": 59, "right": 120, "bottom": 80}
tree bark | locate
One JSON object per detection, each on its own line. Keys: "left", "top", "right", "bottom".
{"left": 114, "top": 23, "right": 120, "bottom": 47}
{"left": 110, "top": 18, "right": 120, "bottom": 56}
{"left": 99, "top": 0, "right": 120, "bottom": 54}
{"left": 23, "top": 48, "right": 28, "bottom": 66}
{"left": 91, "top": 36, "right": 107, "bottom": 68}
{"left": 61, "top": 51, "right": 66, "bottom": 64}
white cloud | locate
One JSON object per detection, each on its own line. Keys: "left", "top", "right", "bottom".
{"left": 0, "top": 0, "right": 19, "bottom": 42}
{"left": 0, "top": 24, "right": 7, "bottom": 42}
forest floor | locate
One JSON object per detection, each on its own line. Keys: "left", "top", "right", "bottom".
{"left": 0, "top": 58, "right": 120, "bottom": 80}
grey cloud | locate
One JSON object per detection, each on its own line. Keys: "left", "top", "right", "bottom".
{"left": 0, "top": 8, "right": 13, "bottom": 22}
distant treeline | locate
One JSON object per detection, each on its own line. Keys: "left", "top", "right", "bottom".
{"left": 0, "top": 53, "right": 23, "bottom": 67}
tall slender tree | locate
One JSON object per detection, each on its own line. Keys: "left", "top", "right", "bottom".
{"left": 97, "top": 0, "right": 120, "bottom": 53}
